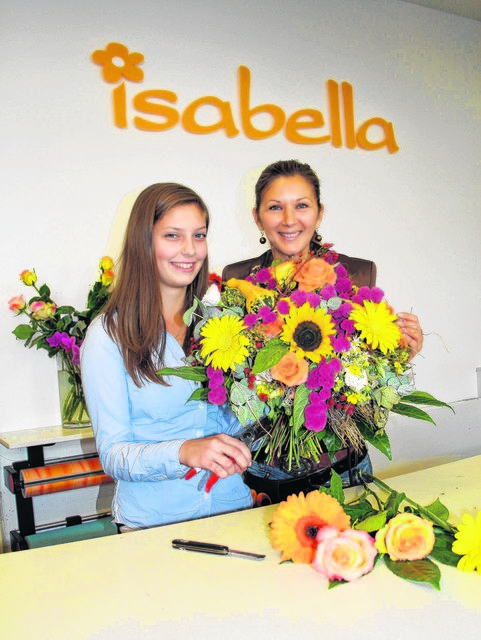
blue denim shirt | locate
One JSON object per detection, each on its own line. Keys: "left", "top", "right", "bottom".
{"left": 81, "top": 316, "right": 252, "bottom": 529}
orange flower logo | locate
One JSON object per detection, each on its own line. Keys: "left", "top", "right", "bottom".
{"left": 92, "top": 42, "right": 144, "bottom": 83}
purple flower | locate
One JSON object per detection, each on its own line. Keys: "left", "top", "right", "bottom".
{"left": 246, "top": 276, "right": 255, "bottom": 284}
{"left": 340, "top": 319, "right": 355, "bottom": 335}
{"left": 306, "top": 369, "right": 320, "bottom": 390}
{"left": 46, "top": 331, "right": 77, "bottom": 354}
{"left": 305, "top": 403, "right": 327, "bottom": 432}
{"left": 335, "top": 264, "right": 347, "bottom": 278}
{"left": 259, "top": 306, "right": 277, "bottom": 324}
{"left": 321, "top": 285, "right": 337, "bottom": 300}
{"left": 369, "top": 287, "right": 384, "bottom": 303}
{"left": 317, "top": 387, "right": 332, "bottom": 401}
{"left": 309, "top": 391, "right": 322, "bottom": 405}
{"left": 277, "top": 300, "right": 290, "bottom": 315}
{"left": 256, "top": 268, "right": 271, "bottom": 284}
{"left": 306, "top": 293, "right": 321, "bottom": 308}
{"left": 208, "top": 386, "right": 227, "bottom": 405}
{"left": 335, "top": 277, "right": 352, "bottom": 295}
{"left": 329, "top": 358, "right": 342, "bottom": 374}
{"left": 207, "top": 366, "right": 224, "bottom": 387}
{"left": 332, "top": 334, "right": 350, "bottom": 352}
{"left": 290, "top": 290, "right": 307, "bottom": 307}
{"left": 71, "top": 345, "right": 80, "bottom": 366}
{"left": 243, "top": 314, "right": 259, "bottom": 328}
{"left": 267, "top": 278, "right": 277, "bottom": 289}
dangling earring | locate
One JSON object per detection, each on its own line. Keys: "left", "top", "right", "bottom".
{"left": 259, "top": 230, "right": 267, "bottom": 245}
{"left": 314, "top": 229, "right": 322, "bottom": 243}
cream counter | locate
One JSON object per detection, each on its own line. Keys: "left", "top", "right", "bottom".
{"left": 1, "top": 456, "right": 480, "bottom": 640}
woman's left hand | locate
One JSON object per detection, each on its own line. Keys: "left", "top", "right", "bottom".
{"left": 397, "top": 312, "right": 423, "bottom": 358}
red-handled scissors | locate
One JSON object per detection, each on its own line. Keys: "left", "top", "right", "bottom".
{"left": 184, "top": 425, "right": 264, "bottom": 493}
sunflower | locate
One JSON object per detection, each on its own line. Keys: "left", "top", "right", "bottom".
{"left": 452, "top": 511, "right": 481, "bottom": 574}
{"left": 280, "top": 302, "right": 335, "bottom": 363}
{"left": 200, "top": 315, "right": 250, "bottom": 371}
{"left": 349, "top": 300, "right": 401, "bottom": 354}
{"left": 271, "top": 491, "right": 351, "bottom": 563}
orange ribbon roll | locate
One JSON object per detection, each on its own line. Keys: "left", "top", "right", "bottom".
{"left": 20, "top": 457, "right": 113, "bottom": 498}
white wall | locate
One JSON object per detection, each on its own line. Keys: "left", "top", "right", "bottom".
{"left": 1, "top": 1, "right": 480, "bottom": 436}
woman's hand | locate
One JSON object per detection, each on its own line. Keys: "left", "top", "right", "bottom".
{"left": 397, "top": 312, "right": 423, "bottom": 358}
{"left": 179, "top": 433, "right": 252, "bottom": 479}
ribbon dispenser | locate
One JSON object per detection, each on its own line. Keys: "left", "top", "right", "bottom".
{"left": 4, "top": 447, "right": 115, "bottom": 551}
{"left": 19, "top": 457, "right": 113, "bottom": 498}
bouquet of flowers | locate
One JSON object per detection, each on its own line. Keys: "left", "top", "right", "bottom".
{"left": 8, "top": 257, "right": 114, "bottom": 425}
{"left": 160, "top": 243, "right": 449, "bottom": 470}
{"left": 269, "top": 471, "right": 480, "bottom": 589}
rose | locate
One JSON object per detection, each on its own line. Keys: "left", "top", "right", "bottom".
{"left": 19, "top": 269, "right": 37, "bottom": 286}
{"left": 8, "top": 295, "right": 26, "bottom": 313}
{"left": 30, "top": 301, "right": 57, "bottom": 320}
{"left": 293, "top": 258, "right": 337, "bottom": 292}
{"left": 312, "top": 526, "right": 378, "bottom": 582}
{"left": 101, "top": 269, "right": 115, "bottom": 286}
{"left": 99, "top": 256, "right": 114, "bottom": 271}
{"left": 271, "top": 352, "right": 308, "bottom": 386}
{"left": 375, "top": 512, "right": 435, "bottom": 561}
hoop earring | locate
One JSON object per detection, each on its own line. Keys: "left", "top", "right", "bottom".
{"left": 259, "top": 231, "right": 267, "bottom": 245}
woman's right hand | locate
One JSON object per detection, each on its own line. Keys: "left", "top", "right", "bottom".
{"left": 179, "top": 433, "right": 252, "bottom": 479}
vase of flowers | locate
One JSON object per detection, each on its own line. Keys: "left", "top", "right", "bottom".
{"left": 159, "top": 242, "right": 451, "bottom": 476}
{"left": 8, "top": 257, "right": 114, "bottom": 429}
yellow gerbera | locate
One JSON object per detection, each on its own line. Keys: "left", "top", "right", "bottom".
{"left": 452, "top": 511, "right": 481, "bottom": 574}
{"left": 200, "top": 315, "right": 249, "bottom": 371}
{"left": 280, "top": 303, "right": 335, "bottom": 363}
{"left": 271, "top": 491, "right": 351, "bottom": 563}
{"left": 349, "top": 300, "right": 401, "bottom": 354}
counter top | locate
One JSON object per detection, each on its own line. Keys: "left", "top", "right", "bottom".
{"left": 1, "top": 456, "right": 480, "bottom": 640}
{"left": 0, "top": 425, "right": 94, "bottom": 450}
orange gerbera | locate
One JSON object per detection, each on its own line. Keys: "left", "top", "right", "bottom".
{"left": 271, "top": 491, "right": 351, "bottom": 563}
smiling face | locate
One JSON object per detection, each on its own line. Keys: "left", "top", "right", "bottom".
{"left": 152, "top": 203, "right": 208, "bottom": 297}
{"left": 254, "top": 175, "right": 323, "bottom": 263}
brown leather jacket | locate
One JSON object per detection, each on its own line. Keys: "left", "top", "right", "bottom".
{"left": 222, "top": 247, "right": 376, "bottom": 288}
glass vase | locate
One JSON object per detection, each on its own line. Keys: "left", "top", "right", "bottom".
{"left": 56, "top": 354, "right": 91, "bottom": 429}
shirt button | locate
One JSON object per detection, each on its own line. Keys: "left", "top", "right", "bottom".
{"left": 196, "top": 430, "right": 202, "bottom": 438}
{"left": 199, "top": 403, "right": 205, "bottom": 409}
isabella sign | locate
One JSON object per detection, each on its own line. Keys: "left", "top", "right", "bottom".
{"left": 92, "top": 42, "right": 399, "bottom": 153}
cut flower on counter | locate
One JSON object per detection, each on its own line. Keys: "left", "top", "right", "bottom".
{"left": 269, "top": 470, "right": 476, "bottom": 590}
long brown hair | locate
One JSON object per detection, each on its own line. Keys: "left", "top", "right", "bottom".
{"left": 103, "top": 183, "right": 210, "bottom": 386}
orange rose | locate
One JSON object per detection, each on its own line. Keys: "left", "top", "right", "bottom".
{"left": 271, "top": 352, "right": 308, "bottom": 386}
{"left": 260, "top": 316, "right": 284, "bottom": 338}
{"left": 293, "top": 258, "right": 337, "bottom": 292}
{"left": 375, "top": 512, "right": 435, "bottom": 561}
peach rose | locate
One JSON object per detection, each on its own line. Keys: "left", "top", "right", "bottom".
{"left": 30, "top": 301, "right": 56, "bottom": 320}
{"left": 8, "top": 295, "right": 26, "bottom": 313}
{"left": 293, "top": 258, "right": 337, "bottom": 292}
{"left": 313, "top": 526, "right": 378, "bottom": 582}
{"left": 375, "top": 512, "right": 435, "bottom": 561}
{"left": 271, "top": 351, "right": 308, "bottom": 386}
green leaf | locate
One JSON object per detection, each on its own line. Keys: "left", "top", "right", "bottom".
{"left": 362, "top": 429, "right": 392, "bottom": 460}
{"left": 13, "top": 324, "right": 36, "bottom": 341}
{"left": 391, "top": 403, "right": 436, "bottom": 424}
{"left": 157, "top": 366, "right": 208, "bottom": 382}
{"left": 187, "top": 387, "right": 210, "bottom": 402}
{"left": 430, "top": 529, "right": 460, "bottom": 567}
{"left": 385, "top": 491, "right": 406, "bottom": 520}
{"left": 56, "top": 305, "right": 76, "bottom": 315}
{"left": 38, "top": 284, "right": 51, "bottom": 298}
{"left": 354, "top": 510, "right": 387, "bottom": 532}
{"left": 328, "top": 469, "right": 345, "bottom": 504}
{"left": 423, "top": 498, "right": 450, "bottom": 522}
{"left": 293, "top": 384, "right": 309, "bottom": 435}
{"left": 183, "top": 298, "right": 199, "bottom": 326}
{"left": 400, "top": 391, "right": 454, "bottom": 412}
{"left": 384, "top": 556, "right": 441, "bottom": 590}
{"left": 251, "top": 339, "right": 288, "bottom": 374}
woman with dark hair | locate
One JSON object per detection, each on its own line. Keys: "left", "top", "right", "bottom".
{"left": 223, "top": 160, "right": 423, "bottom": 491}
{"left": 81, "top": 183, "right": 252, "bottom": 531}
